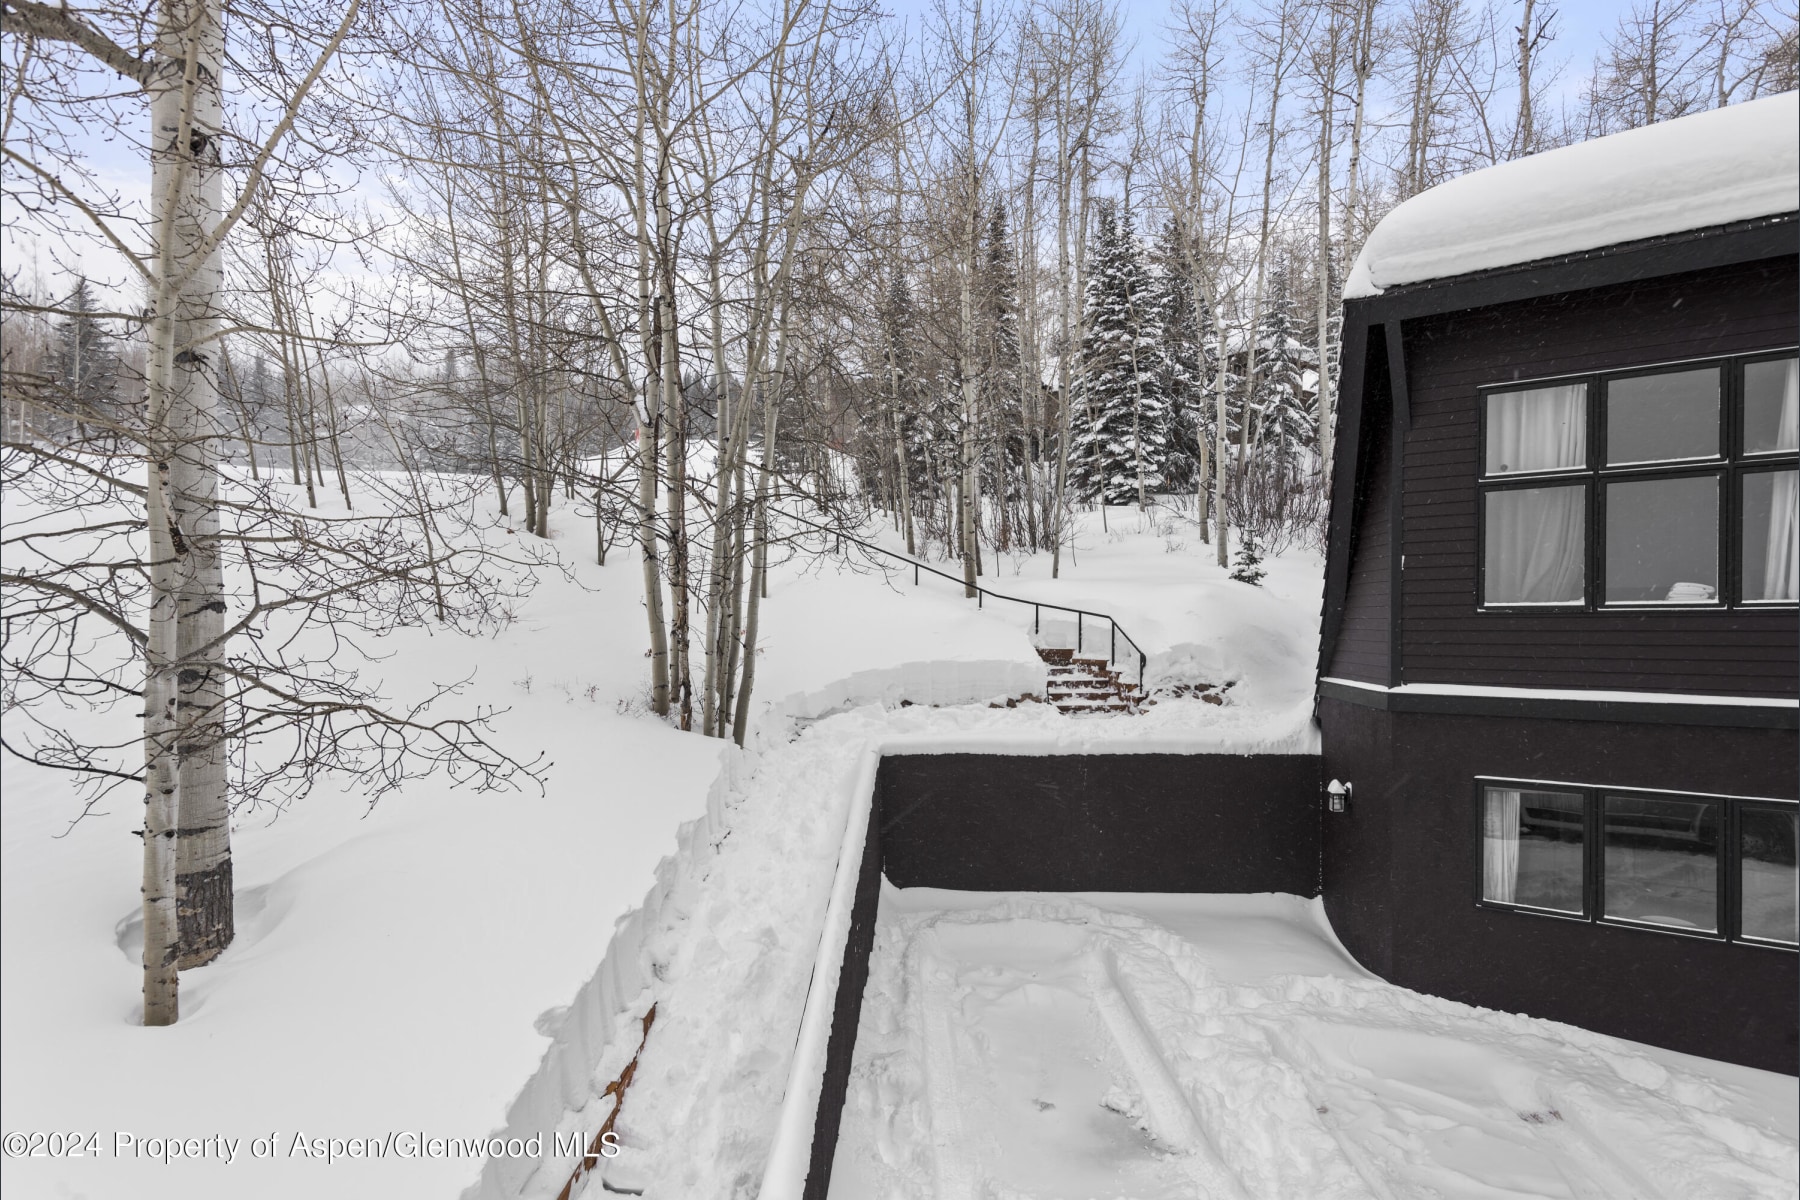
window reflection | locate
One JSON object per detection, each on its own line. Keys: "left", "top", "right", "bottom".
{"left": 1604, "top": 476, "right": 1718, "bottom": 603}
{"left": 1742, "top": 470, "right": 1798, "bottom": 603}
{"left": 1740, "top": 807, "right": 1797, "bottom": 945}
{"left": 1743, "top": 357, "right": 1799, "bottom": 455}
{"left": 1606, "top": 368, "right": 1719, "bottom": 464}
{"left": 1603, "top": 795, "right": 1719, "bottom": 932}
{"left": 1484, "top": 786, "right": 1585, "bottom": 913}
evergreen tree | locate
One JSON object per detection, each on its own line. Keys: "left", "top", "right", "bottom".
{"left": 1230, "top": 525, "right": 1266, "bottom": 586}
{"left": 1150, "top": 219, "right": 1210, "bottom": 492}
{"left": 49, "top": 278, "right": 121, "bottom": 438}
{"left": 1068, "top": 202, "right": 1172, "bottom": 506}
{"left": 883, "top": 272, "right": 931, "bottom": 490}
{"left": 980, "top": 200, "right": 1025, "bottom": 497}
{"left": 1249, "top": 258, "right": 1316, "bottom": 474}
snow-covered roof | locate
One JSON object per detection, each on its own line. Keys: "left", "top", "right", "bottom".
{"left": 1343, "top": 92, "right": 1800, "bottom": 299}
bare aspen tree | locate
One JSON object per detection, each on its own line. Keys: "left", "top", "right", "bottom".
{"left": 1017, "top": 50, "right": 1047, "bottom": 550}
{"left": 1341, "top": 0, "right": 1379, "bottom": 250}
{"left": 1512, "top": 0, "right": 1552, "bottom": 156}
{"left": 3, "top": 0, "right": 552, "bottom": 1027}
{"left": 1308, "top": 1, "right": 1342, "bottom": 476}
{"left": 1163, "top": 0, "right": 1235, "bottom": 558}
{"left": 1238, "top": 0, "right": 1300, "bottom": 519}
{"left": 935, "top": 0, "right": 1018, "bottom": 596}
{"left": 1397, "top": 0, "right": 1464, "bottom": 197}
{"left": 1034, "top": 0, "right": 1119, "bottom": 578}
{"left": 1588, "top": 0, "right": 1706, "bottom": 131}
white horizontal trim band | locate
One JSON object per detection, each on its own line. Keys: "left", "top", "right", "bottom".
{"left": 1474, "top": 774, "right": 1796, "bottom": 804}
{"left": 1319, "top": 677, "right": 1798, "bottom": 709}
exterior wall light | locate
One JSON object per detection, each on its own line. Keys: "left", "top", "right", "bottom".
{"left": 1326, "top": 779, "right": 1352, "bottom": 814}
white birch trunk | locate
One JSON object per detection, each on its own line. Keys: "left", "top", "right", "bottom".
{"left": 145, "top": 0, "right": 227, "bottom": 1017}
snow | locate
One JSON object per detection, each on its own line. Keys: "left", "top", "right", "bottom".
{"left": 501, "top": 693, "right": 1795, "bottom": 1200}
{"left": 7, "top": 480, "right": 1786, "bottom": 1200}
{"left": 836, "top": 505, "right": 1328, "bottom": 754}
{"left": 831, "top": 888, "right": 1799, "bottom": 1199}
{"left": 0, "top": 484, "right": 729, "bottom": 1200}
{"left": 1344, "top": 92, "right": 1800, "bottom": 299}
{"left": 479, "top": 697, "right": 1324, "bottom": 1200}
{"left": 1, "top": 490, "right": 1314, "bottom": 1200}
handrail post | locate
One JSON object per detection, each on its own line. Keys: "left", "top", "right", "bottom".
{"left": 1110, "top": 623, "right": 1116, "bottom": 666}
{"left": 978, "top": 590, "right": 983, "bottom": 609}
{"left": 1034, "top": 604, "right": 1039, "bottom": 634}
{"left": 1139, "top": 652, "right": 1146, "bottom": 690}
{"left": 1077, "top": 611, "right": 1083, "bottom": 654}
{"left": 914, "top": 563, "right": 918, "bottom": 587}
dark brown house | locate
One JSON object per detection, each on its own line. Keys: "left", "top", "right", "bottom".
{"left": 1317, "top": 95, "right": 1799, "bottom": 1073}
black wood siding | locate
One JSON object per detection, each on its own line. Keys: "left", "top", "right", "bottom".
{"left": 1328, "top": 334, "right": 1394, "bottom": 684}
{"left": 1399, "top": 256, "right": 1798, "bottom": 696}
{"left": 1320, "top": 698, "right": 1799, "bottom": 1073}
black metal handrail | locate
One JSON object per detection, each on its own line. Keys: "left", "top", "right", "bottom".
{"left": 774, "top": 508, "right": 1149, "bottom": 690}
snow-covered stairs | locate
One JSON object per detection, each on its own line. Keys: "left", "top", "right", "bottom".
{"left": 1036, "top": 647, "right": 1145, "bottom": 716}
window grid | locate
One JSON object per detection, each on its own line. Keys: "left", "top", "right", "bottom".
{"left": 1473, "top": 777, "right": 1798, "bottom": 950}
{"left": 1476, "top": 349, "right": 1799, "bottom": 611}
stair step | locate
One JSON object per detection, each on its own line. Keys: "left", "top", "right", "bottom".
{"left": 1041, "top": 644, "right": 1146, "bottom": 718}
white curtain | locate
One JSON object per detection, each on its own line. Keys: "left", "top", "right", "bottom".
{"left": 1761, "top": 362, "right": 1798, "bottom": 602}
{"left": 1485, "top": 486, "right": 1586, "bottom": 603}
{"left": 1486, "top": 384, "right": 1586, "bottom": 475}
{"left": 1483, "top": 790, "right": 1521, "bottom": 904}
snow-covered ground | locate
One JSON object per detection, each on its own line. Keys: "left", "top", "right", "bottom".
{"left": 7, "top": 488, "right": 1791, "bottom": 1200}
{"left": 785, "top": 501, "right": 1325, "bottom": 752}
{"left": 1, "top": 490, "right": 1312, "bottom": 1200}
{"left": 832, "top": 889, "right": 1799, "bottom": 1199}
{"left": 505, "top": 699, "right": 1798, "bottom": 1200}
{"left": 0, "top": 486, "right": 728, "bottom": 1200}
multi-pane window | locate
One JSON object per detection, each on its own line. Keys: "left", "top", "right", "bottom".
{"left": 1478, "top": 352, "right": 1799, "bottom": 609}
{"left": 1477, "top": 779, "right": 1797, "bottom": 947}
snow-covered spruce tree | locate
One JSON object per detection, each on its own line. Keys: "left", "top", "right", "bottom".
{"left": 1150, "top": 219, "right": 1208, "bottom": 495}
{"left": 1068, "top": 201, "right": 1172, "bottom": 508}
{"left": 979, "top": 200, "right": 1026, "bottom": 545}
{"left": 1249, "top": 259, "right": 1317, "bottom": 479}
